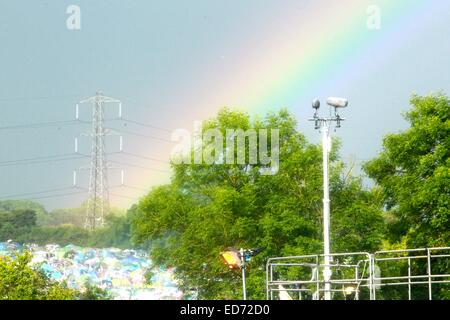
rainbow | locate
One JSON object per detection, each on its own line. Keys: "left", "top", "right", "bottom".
{"left": 200, "top": 0, "right": 431, "bottom": 115}
{"left": 127, "top": 0, "right": 435, "bottom": 206}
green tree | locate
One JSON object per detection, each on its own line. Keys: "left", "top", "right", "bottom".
{"left": 364, "top": 93, "right": 450, "bottom": 248}
{"left": 363, "top": 93, "right": 450, "bottom": 300}
{"left": 77, "top": 282, "right": 111, "bottom": 300}
{"left": 42, "top": 203, "right": 125, "bottom": 228}
{"left": 0, "top": 209, "right": 37, "bottom": 242}
{"left": 23, "top": 224, "right": 90, "bottom": 246}
{"left": 0, "top": 203, "right": 131, "bottom": 249}
{"left": 130, "top": 108, "right": 385, "bottom": 299}
{"left": 0, "top": 200, "right": 47, "bottom": 226}
{"left": 87, "top": 213, "right": 132, "bottom": 248}
{"left": 0, "top": 252, "right": 111, "bottom": 300}
{"left": 0, "top": 252, "right": 77, "bottom": 300}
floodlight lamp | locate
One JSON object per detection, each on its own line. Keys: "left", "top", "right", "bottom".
{"left": 343, "top": 286, "right": 356, "bottom": 296}
{"left": 327, "top": 97, "right": 348, "bottom": 108}
{"left": 220, "top": 250, "right": 242, "bottom": 269}
{"left": 312, "top": 98, "right": 320, "bottom": 110}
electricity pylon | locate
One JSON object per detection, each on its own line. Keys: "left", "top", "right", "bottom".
{"left": 77, "top": 92, "right": 121, "bottom": 230}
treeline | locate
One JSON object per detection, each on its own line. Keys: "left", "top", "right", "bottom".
{"left": 0, "top": 203, "right": 133, "bottom": 249}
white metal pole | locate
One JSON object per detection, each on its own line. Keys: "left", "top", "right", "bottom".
{"left": 321, "top": 121, "right": 332, "bottom": 300}
{"left": 427, "top": 249, "right": 432, "bottom": 300}
{"left": 240, "top": 248, "right": 247, "bottom": 300}
{"left": 242, "top": 266, "right": 247, "bottom": 300}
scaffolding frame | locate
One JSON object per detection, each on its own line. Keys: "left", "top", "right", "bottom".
{"left": 266, "top": 247, "right": 450, "bottom": 300}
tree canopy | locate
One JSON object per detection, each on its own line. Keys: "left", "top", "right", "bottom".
{"left": 130, "top": 108, "right": 385, "bottom": 299}
{"left": 364, "top": 93, "right": 450, "bottom": 248}
{"left": 0, "top": 252, "right": 77, "bottom": 300}
{"left": 0, "top": 251, "right": 111, "bottom": 300}
{"left": 0, "top": 205, "right": 132, "bottom": 249}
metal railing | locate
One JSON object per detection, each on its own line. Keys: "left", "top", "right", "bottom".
{"left": 373, "top": 247, "right": 450, "bottom": 300}
{"left": 266, "top": 247, "right": 450, "bottom": 300}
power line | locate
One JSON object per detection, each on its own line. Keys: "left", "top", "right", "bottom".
{"left": 109, "top": 127, "right": 174, "bottom": 143}
{"left": 108, "top": 159, "right": 170, "bottom": 173}
{"left": 0, "top": 94, "right": 82, "bottom": 102}
{"left": 122, "top": 184, "right": 148, "bottom": 192}
{"left": 121, "top": 151, "right": 169, "bottom": 164}
{"left": 0, "top": 186, "right": 76, "bottom": 200}
{"left": 115, "top": 96, "right": 168, "bottom": 115}
{"left": 0, "top": 119, "right": 90, "bottom": 131}
{"left": 110, "top": 184, "right": 149, "bottom": 192}
{"left": 26, "top": 191, "right": 86, "bottom": 201}
{"left": 0, "top": 155, "right": 88, "bottom": 168}
{"left": 0, "top": 153, "right": 88, "bottom": 165}
{"left": 118, "top": 117, "right": 173, "bottom": 133}
{"left": 109, "top": 192, "right": 139, "bottom": 201}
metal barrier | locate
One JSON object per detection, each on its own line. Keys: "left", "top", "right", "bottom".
{"left": 373, "top": 247, "right": 450, "bottom": 300}
{"left": 266, "top": 247, "right": 450, "bottom": 300}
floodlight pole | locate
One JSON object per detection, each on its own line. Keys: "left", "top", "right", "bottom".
{"left": 321, "top": 121, "right": 332, "bottom": 301}
{"left": 240, "top": 248, "right": 247, "bottom": 300}
{"left": 309, "top": 98, "right": 347, "bottom": 300}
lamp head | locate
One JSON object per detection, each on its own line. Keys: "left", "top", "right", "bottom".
{"left": 327, "top": 97, "right": 348, "bottom": 108}
{"left": 220, "top": 249, "right": 242, "bottom": 269}
{"left": 343, "top": 286, "right": 356, "bottom": 296}
{"left": 312, "top": 98, "right": 320, "bottom": 110}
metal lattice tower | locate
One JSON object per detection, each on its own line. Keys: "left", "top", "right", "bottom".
{"left": 78, "top": 92, "right": 121, "bottom": 230}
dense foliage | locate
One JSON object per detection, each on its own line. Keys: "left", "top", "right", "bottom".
{"left": 364, "top": 93, "right": 449, "bottom": 248}
{"left": 0, "top": 252, "right": 110, "bottom": 300}
{"left": 0, "top": 200, "right": 47, "bottom": 225}
{"left": 363, "top": 93, "right": 450, "bottom": 300}
{"left": 0, "top": 208, "right": 132, "bottom": 249}
{"left": 130, "top": 108, "right": 385, "bottom": 299}
{"left": 0, "top": 252, "right": 77, "bottom": 300}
